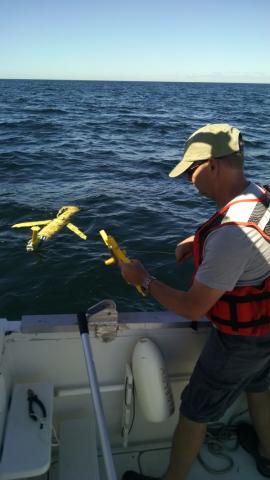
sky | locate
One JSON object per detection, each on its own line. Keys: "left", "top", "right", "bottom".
{"left": 0, "top": 0, "right": 270, "bottom": 83}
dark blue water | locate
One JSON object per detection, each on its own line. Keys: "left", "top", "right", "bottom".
{"left": 1, "top": 80, "right": 270, "bottom": 319}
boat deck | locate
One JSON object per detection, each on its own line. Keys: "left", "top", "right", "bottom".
{"left": 30, "top": 439, "right": 262, "bottom": 480}
{"left": 1, "top": 313, "right": 267, "bottom": 480}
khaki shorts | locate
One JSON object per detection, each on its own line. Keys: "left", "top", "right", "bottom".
{"left": 180, "top": 327, "right": 270, "bottom": 422}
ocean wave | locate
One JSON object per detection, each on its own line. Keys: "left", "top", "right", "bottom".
{"left": 24, "top": 107, "right": 67, "bottom": 114}
{"left": 0, "top": 119, "right": 61, "bottom": 130}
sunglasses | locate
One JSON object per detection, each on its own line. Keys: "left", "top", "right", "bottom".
{"left": 186, "top": 160, "right": 209, "bottom": 179}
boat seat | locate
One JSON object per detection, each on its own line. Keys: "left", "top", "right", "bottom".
{"left": 0, "top": 382, "right": 54, "bottom": 480}
{"left": 59, "top": 416, "right": 100, "bottom": 480}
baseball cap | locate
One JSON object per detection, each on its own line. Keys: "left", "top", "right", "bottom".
{"left": 169, "top": 123, "right": 242, "bottom": 178}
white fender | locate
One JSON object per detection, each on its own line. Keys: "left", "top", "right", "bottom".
{"left": 132, "top": 338, "right": 175, "bottom": 423}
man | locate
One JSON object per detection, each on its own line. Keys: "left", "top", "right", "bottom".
{"left": 120, "top": 124, "right": 270, "bottom": 480}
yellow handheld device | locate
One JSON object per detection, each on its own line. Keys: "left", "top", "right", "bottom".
{"left": 99, "top": 229, "right": 145, "bottom": 296}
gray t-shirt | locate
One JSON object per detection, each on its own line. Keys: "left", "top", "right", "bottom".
{"left": 195, "top": 182, "right": 270, "bottom": 291}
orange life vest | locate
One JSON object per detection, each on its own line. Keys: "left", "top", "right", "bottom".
{"left": 194, "top": 186, "right": 270, "bottom": 336}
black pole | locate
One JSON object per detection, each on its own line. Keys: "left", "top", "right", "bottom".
{"left": 77, "top": 311, "right": 89, "bottom": 335}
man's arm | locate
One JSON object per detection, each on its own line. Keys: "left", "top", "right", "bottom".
{"left": 175, "top": 235, "right": 195, "bottom": 263}
{"left": 148, "top": 277, "right": 225, "bottom": 320}
{"left": 119, "top": 260, "right": 225, "bottom": 321}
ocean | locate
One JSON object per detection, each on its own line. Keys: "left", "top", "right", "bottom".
{"left": 1, "top": 80, "right": 270, "bottom": 320}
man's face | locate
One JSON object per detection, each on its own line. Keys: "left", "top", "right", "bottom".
{"left": 189, "top": 160, "right": 213, "bottom": 198}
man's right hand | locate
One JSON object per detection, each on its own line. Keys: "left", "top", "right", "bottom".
{"left": 175, "top": 235, "right": 195, "bottom": 263}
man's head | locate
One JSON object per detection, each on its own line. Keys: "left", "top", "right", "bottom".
{"left": 169, "top": 123, "right": 244, "bottom": 178}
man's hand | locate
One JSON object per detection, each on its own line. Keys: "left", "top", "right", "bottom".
{"left": 175, "top": 235, "right": 195, "bottom": 263}
{"left": 119, "top": 259, "right": 149, "bottom": 286}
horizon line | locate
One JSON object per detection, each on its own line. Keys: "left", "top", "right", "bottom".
{"left": 0, "top": 77, "right": 270, "bottom": 85}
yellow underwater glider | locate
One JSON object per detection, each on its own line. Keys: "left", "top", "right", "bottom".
{"left": 12, "top": 206, "right": 87, "bottom": 251}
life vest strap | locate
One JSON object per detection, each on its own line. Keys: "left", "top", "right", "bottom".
{"left": 222, "top": 291, "right": 270, "bottom": 303}
{"left": 211, "top": 315, "right": 270, "bottom": 328}
{"left": 229, "top": 302, "right": 239, "bottom": 331}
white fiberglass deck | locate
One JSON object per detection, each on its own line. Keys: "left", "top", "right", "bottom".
{"left": 26, "top": 439, "right": 263, "bottom": 480}
{"left": 0, "top": 304, "right": 267, "bottom": 480}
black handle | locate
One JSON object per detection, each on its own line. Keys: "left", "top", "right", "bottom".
{"left": 77, "top": 311, "right": 89, "bottom": 335}
{"left": 27, "top": 389, "right": 47, "bottom": 429}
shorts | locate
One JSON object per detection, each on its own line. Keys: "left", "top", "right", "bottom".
{"left": 180, "top": 327, "right": 270, "bottom": 423}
